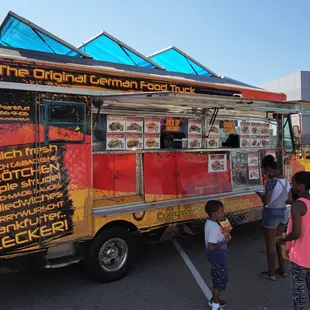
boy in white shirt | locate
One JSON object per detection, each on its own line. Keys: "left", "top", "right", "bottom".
{"left": 205, "top": 200, "right": 231, "bottom": 310}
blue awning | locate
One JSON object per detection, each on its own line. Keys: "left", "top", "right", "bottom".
{"left": 0, "top": 11, "right": 90, "bottom": 58}
{"left": 149, "top": 46, "right": 217, "bottom": 77}
{"left": 79, "top": 32, "right": 163, "bottom": 69}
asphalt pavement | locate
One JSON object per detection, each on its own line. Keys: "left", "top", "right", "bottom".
{"left": 0, "top": 222, "right": 297, "bottom": 310}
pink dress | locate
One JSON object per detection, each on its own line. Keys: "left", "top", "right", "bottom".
{"left": 287, "top": 198, "right": 310, "bottom": 268}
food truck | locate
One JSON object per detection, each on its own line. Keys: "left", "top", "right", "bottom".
{"left": 0, "top": 11, "right": 308, "bottom": 282}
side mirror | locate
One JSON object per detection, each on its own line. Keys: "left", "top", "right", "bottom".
{"left": 293, "top": 124, "right": 301, "bottom": 149}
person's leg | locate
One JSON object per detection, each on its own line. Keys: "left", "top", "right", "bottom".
{"left": 263, "top": 226, "right": 278, "bottom": 277}
{"left": 276, "top": 223, "right": 287, "bottom": 274}
{"left": 291, "top": 262, "right": 307, "bottom": 310}
{"left": 306, "top": 267, "right": 310, "bottom": 303}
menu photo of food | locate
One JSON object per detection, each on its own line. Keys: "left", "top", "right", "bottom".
{"left": 144, "top": 117, "right": 160, "bottom": 133}
{"left": 107, "top": 116, "right": 125, "bottom": 132}
{"left": 126, "top": 133, "right": 143, "bottom": 150}
{"left": 251, "top": 123, "right": 261, "bottom": 135}
{"left": 106, "top": 133, "right": 125, "bottom": 150}
{"left": 261, "top": 136, "right": 270, "bottom": 147}
{"left": 248, "top": 153, "right": 259, "bottom": 166}
{"left": 208, "top": 154, "right": 227, "bottom": 173}
{"left": 241, "top": 122, "right": 250, "bottom": 135}
{"left": 249, "top": 166, "right": 260, "bottom": 180}
{"left": 260, "top": 123, "right": 270, "bottom": 135}
{"left": 206, "top": 138, "right": 219, "bottom": 149}
{"left": 251, "top": 136, "right": 261, "bottom": 148}
{"left": 188, "top": 119, "right": 202, "bottom": 134}
{"left": 126, "top": 116, "right": 143, "bottom": 132}
{"left": 188, "top": 134, "right": 202, "bottom": 148}
{"left": 208, "top": 122, "right": 219, "bottom": 137}
{"left": 240, "top": 135, "right": 251, "bottom": 148}
{"left": 144, "top": 133, "right": 160, "bottom": 149}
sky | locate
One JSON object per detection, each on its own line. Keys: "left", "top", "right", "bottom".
{"left": 0, "top": 0, "right": 309, "bottom": 86}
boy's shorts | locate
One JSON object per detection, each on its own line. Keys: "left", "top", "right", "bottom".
{"left": 262, "top": 207, "right": 289, "bottom": 229}
{"left": 210, "top": 263, "right": 228, "bottom": 291}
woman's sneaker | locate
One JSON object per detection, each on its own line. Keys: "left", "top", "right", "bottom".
{"left": 208, "top": 298, "right": 226, "bottom": 308}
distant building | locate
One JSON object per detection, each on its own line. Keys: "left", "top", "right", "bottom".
{"left": 260, "top": 71, "right": 310, "bottom": 101}
{"left": 261, "top": 71, "right": 310, "bottom": 147}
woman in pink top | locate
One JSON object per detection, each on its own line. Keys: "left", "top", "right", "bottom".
{"left": 278, "top": 171, "right": 310, "bottom": 310}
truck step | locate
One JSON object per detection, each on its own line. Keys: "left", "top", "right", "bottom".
{"left": 45, "top": 255, "right": 82, "bottom": 269}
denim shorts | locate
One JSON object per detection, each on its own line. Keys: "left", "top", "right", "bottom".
{"left": 262, "top": 207, "right": 289, "bottom": 229}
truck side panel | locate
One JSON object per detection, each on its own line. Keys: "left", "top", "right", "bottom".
{"left": 0, "top": 90, "right": 92, "bottom": 257}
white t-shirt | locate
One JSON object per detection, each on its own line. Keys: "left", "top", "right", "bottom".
{"left": 204, "top": 219, "right": 225, "bottom": 248}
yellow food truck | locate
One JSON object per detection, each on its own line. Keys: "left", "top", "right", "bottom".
{"left": 0, "top": 11, "right": 307, "bottom": 282}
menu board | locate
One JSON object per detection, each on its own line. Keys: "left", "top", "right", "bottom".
{"left": 248, "top": 152, "right": 260, "bottom": 180}
{"left": 144, "top": 133, "right": 160, "bottom": 149}
{"left": 188, "top": 134, "right": 202, "bottom": 148}
{"left": 144, "top": 117, "right": 160, "bottom": 133}
{"left": 107, "top": 116, "right": 125, "bottom": 133}
{"left": 126, "top": 116, "right": 143, "bottom": 132}
{"left": 188, "top": 119, "right": 202, "bottom": 149}
{"left": 240, "top": 122, "right": 270, "bottom": 149}
{"left": 208, "top": 154, "right": 227, "bottom": 173}
{"left": 126, "top": 133, "right": 143, "bottom": 150}
{"left": 106, "top": 133, "right": 125, "bottom": 150}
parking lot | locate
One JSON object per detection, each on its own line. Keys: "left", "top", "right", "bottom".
{"left": 0, "top": 222, "right": 294, "bottom": 310}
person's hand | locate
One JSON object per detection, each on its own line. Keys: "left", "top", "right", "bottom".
{"left": 225, "top": 233, "right": 232, "bottom": 243}
{"left": 276, "top": 236, "right": 286, "bottom": 245}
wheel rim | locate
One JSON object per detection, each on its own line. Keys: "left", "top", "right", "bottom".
{"left": 98, "top": 238, "right": 128, "bottom": 273}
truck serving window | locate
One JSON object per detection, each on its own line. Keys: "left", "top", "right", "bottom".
{"left": 45, "top": 102, "right": 85, "bottom": 144}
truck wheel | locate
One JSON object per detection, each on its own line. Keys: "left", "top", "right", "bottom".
{"left": 87, "top": 227, "right": 137, "bottom": 283}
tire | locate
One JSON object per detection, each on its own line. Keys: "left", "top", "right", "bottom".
{"left": 86, "top": 227, "right": 137, "bottom": 283}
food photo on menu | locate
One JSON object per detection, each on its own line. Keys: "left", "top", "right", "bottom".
{"left": 126, "top": 133, "right": 143, "bottom": 150}
{"left": 107, "top": 116, "right": 125, "bottom": 132}
{"left": 107, "top": 133, "right": 125, "bottom": 150}
{"left": 144, "top": 117, "right": 160, "bottom": 133}
{"left": 240, "top": 135, "right": 251, "bottom": 148}
{"left": 206, "top": 138, "right": 219, "bottom": 148}
{"left": 144, "top": 133, "right": 160, "bottom": 149}
{"left": 251, "top": 123, "right": 261, "bottom": 135}
{"left": 188, "top": 134, "right": 201, "bottom": 148}
{"left": 188, "top": 119, "right": 202, "bottom": 133}
{"left": 241, "top": 122, "right": 250, "bottom": 135}
{"left": 126, "top": 116, "right": 143, "bottom": 132}
{"left": 208, "top": 154, "right": 227, "bottom": 173}
{"left": 251, "top": 136, "right": 261, "bottom": 147}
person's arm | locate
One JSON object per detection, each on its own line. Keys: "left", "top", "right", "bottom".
{"left": 286, "top": 189, "right": 293, "bottom": 205}
{"left": 256, "top": 191, "right": 272, "bottom": 205}
{"left": 256, "top": 179, "right": 276, "bottom": 205}
{"left": 208, "top": 234, "right": 231, "bottom": 250}
{"left": 278, "top": 200, "right": 306, "bottom": 243}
